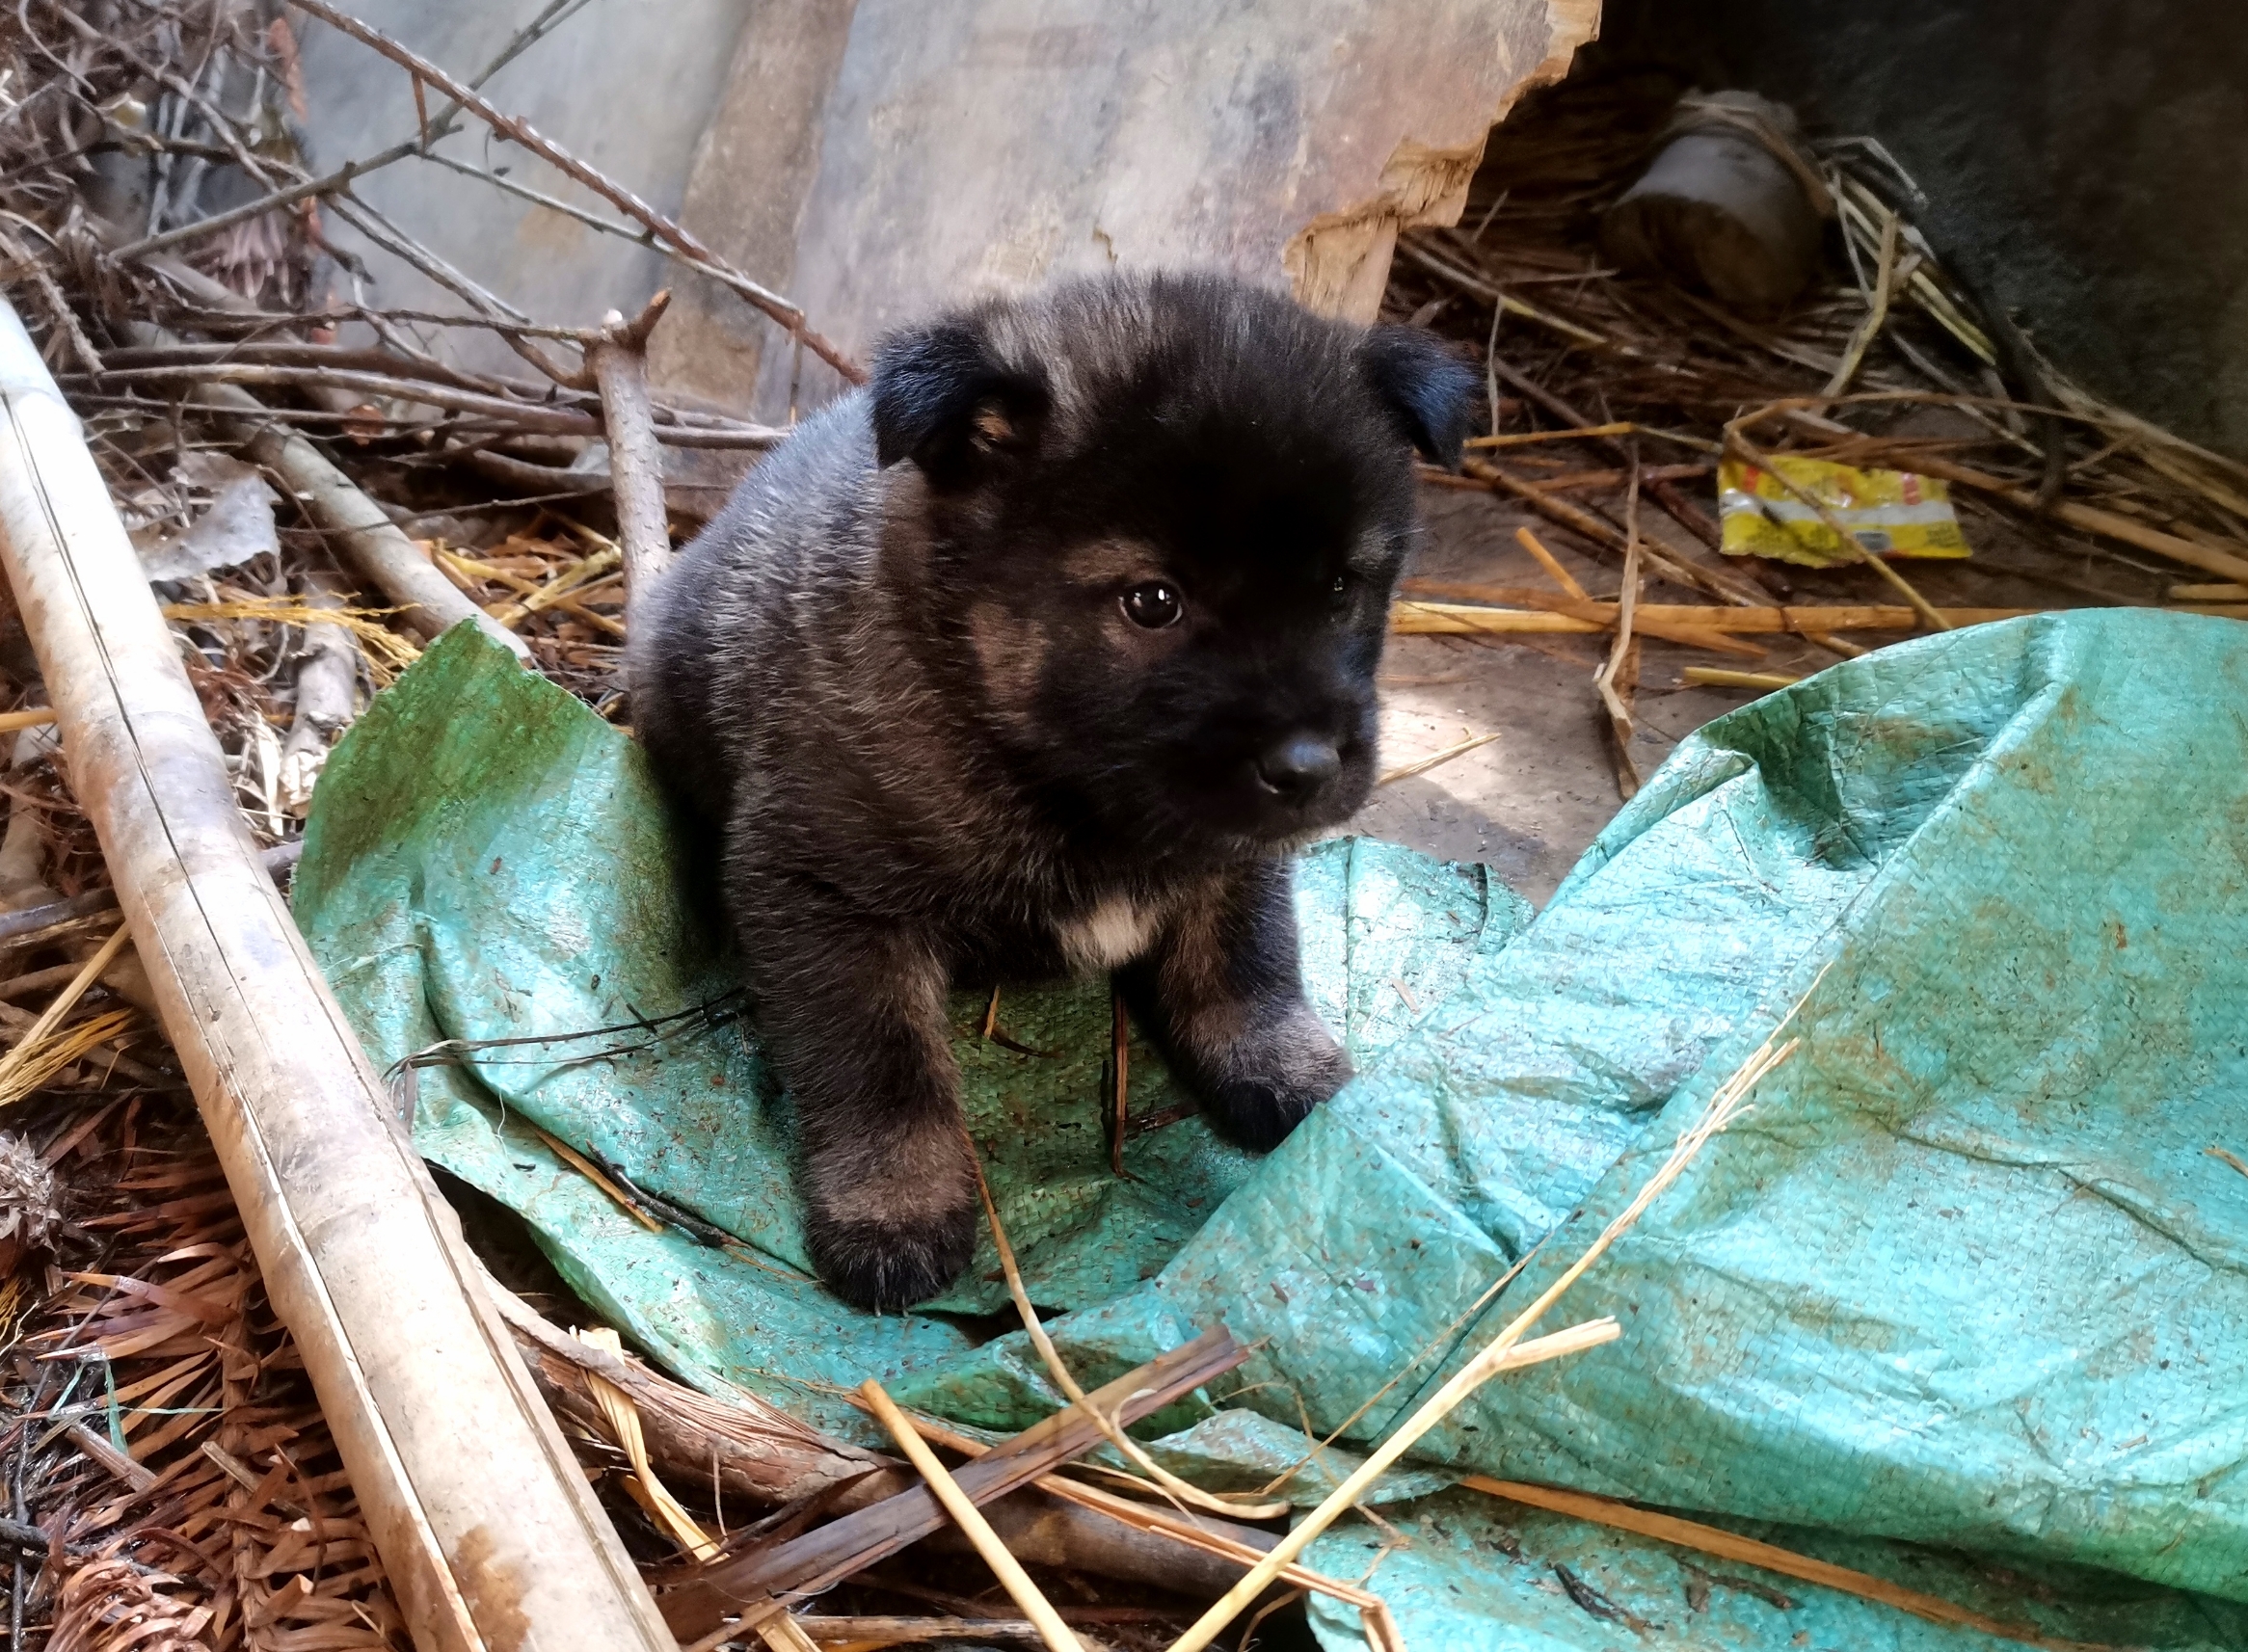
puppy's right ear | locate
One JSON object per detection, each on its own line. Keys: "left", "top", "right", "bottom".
{"left": 1358, "top": 325, "right": 1479, "bottom": 470}
{"left": 869, "top": 320, "right": 1049, "bottom": 481}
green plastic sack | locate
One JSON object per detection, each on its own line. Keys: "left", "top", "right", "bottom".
{"left": 297, "top": 609, "right": 2248, "bottom": 1647}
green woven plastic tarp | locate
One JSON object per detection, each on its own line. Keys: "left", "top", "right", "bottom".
{"left": 296, "top": 609, "right": 2248, "bottom": 1648}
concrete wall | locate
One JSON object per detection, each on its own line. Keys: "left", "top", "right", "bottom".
{"left": 1596, "top": 0, "right": 2248, "bottom": 457}
{"left": 289, "top": 3, "right": 2248, "bottom": 456}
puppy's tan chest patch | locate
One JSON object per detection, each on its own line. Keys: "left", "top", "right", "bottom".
{"left": 1056, "top": 895, "right": 1161, "bottom": 973}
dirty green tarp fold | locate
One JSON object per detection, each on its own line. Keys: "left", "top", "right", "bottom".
{"left": 296, "top": 609, "right": 2248, "bottom": 1648}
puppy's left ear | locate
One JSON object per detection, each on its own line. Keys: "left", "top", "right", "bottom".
{"left": 870, "top": 319, "right": 1049, "bottom": 484}
{"left": 1358, "top": 326, "right": 1479, "bottom": 470}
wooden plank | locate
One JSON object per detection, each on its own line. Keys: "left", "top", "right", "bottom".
{"left": 0, "top": 298, "right": 674, "bottom": 1652}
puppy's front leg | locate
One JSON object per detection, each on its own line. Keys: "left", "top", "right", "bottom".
{"left": 1120, "top": 860, "right": 1351, "bottom": 1152}
{"left": 745, "top": 889, "right": 977, "bottom": 1310}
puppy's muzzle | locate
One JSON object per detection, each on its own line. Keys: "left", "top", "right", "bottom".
{"left": 1256, "top": 734, "right": 1342, "bottom": 804}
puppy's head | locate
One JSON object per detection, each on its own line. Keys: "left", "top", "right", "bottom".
{"left": 869, "top": 272, "right": 1476, "bottom": 858}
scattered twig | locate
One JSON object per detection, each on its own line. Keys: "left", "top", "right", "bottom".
{"left": 283, "top": 0, "right": 863, "bottom": 383}
{"left": 1466, "top": 1479, "right": 2092, "bottom": 1651}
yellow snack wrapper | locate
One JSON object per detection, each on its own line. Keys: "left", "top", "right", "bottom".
{"left": 1719, "top": 454, "right": 1970, "bottom": 567}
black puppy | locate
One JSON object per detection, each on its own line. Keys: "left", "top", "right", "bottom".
{"left": 629, "top": 271, "right": 1473, "bottom": 1310}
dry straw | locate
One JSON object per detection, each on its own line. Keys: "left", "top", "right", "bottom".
{"left": 971, "top": 1164, "right": 1293, "bottom": 1522}
{"left": 0, "top": 921, "right": 134, "bottom": 1107}
{"left": 576, "top": 1326, "right": 720, "bottom": 1561}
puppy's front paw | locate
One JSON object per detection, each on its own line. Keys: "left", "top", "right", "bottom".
{"left": 1199, "top": 1011, "right": 1352, "bottom": 1153}
{"left": 805, "top": 1195, "right": 977, "bottom": 1312}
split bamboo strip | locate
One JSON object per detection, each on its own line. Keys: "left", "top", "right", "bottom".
{"left": 1459, "top": 456, "right": 1745, "bottom": 604}
{"left": 1824, "top": 208, "right": 1899, "bottom": 398}
{"left": 1465, "top": 422, "right": 1633, "bottom": 450}
{"left": 1726, "top": 393, "right": 2248, "bottom": 586}
{"left": 1394, "top": 604, "right": 1602, "bottom": 636}
{"left": 972, "top": 1167, "right": 1290, "bottom": 1522}
{"left": 1512, "top": 526, "right": 1589, "bottom": 599}
{"left": 0, "top": 920, "right": 130, "bottom": 1101}
{"left": 0, "top": 706, "right": 54, "bottom": 733}
{"left": 860, "top": 1380, "right": 1085, "bottom": 1652}
{"left": 433, "top": 547, "right": 627, "bottom": 639}
{"left": 659, "top": 1328, "right": 1249, "bottom": 1634}
{"left": 1724, "top": 432, "right": 1949, "bottom": 630}
{"left": 1462, "top": 1479, "right": 2086, "bottom": 1651}
{"left": 1908, "top": 453, "right": 2248, "bottom": 584}
{"left": 1165, "top": 1320, "right": 1619, "bottom": 1652}
{"left": 794, "top": 1616, "right": 1045, "bottom": 1646}
{"left": 578, "top": 1326, "right": 719, "bottom": 1562}
{"left": 0, "top": 298, "right": 675, "bottom": 1652}
{"left": 2169, "top": 584, "right": 2248, "bottom": 602}
{"left": 487, "top": 542, "right": 623, "bottom": 627}
{"left": 898, "top": 1351, "right": 1587, "bottom": 1616}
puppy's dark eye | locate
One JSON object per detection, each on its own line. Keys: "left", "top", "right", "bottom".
{"left": 1329, "top": 573, "right": 1351, "bottom": 606}
{"left": 1122, "top": 581, "right": 1183, "bottom": 629}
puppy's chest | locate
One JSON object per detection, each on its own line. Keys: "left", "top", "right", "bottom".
{"left": 1052, "top": 893, "right": 1165, "bottom": 974}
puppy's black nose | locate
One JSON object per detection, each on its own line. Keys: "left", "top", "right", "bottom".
{"left": 1257, "top": 735, "right": 1342, "bottom": 801}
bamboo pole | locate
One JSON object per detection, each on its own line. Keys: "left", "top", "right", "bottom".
{"left": 0, "top": 299, "right": 673, "bottom": 1652}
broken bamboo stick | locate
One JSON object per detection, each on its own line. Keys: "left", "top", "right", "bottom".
{"left": 0, "top": 297, "right": 673, "bottom": 1652}
{"left": 656, "top": 1327, "right": 1247, "bottom": 1639}
{"left": 861, "top": 1379, "right": 1085, "bottom": 1652}
{"left": 1401, "top": 580, "right": 1765, "bottom": 655}
{"left": 116, "top": 318, "right": 528, "bottom": 660}
{"left": 1683, "top": 667, "right": 1803, "bottom": 691}
{"left": 588, "top": 294, "right": 674, "bottom": 632}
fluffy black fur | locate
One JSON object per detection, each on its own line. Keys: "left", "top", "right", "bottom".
{"left": 629, "top": 271, "right": 1475, "bottom": 1310}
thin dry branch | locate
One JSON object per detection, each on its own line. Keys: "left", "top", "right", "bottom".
{"left": 282, "top": 0, "right": 863, "bottom": 383}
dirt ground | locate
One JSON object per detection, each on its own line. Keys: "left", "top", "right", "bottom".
{"left": 1356, "top": 473, "right": 2151, "bottom": 903}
